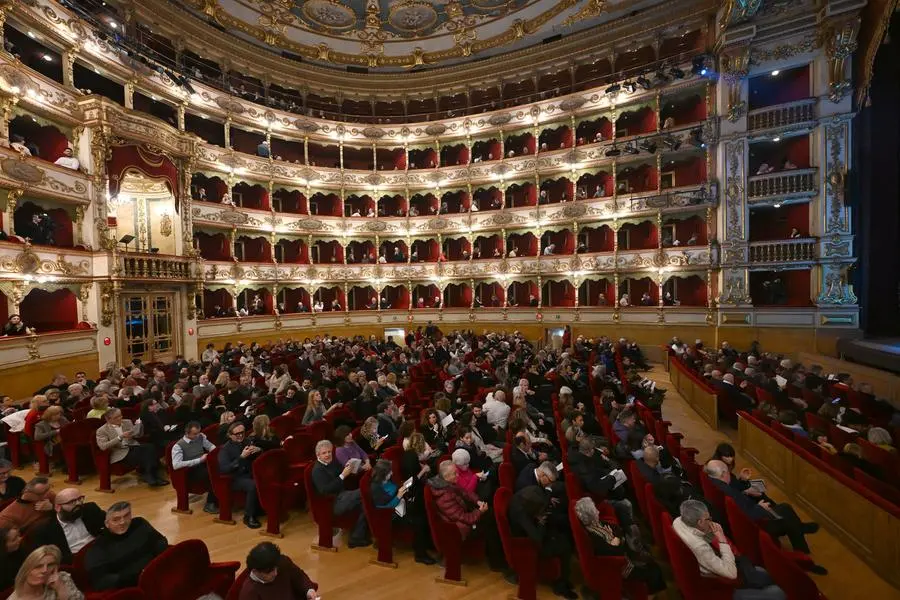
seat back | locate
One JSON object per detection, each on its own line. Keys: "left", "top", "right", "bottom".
{"left": 358, "top": 469, "right": 391, "bottom": 540}
{"left": 699, "top": 470, "right": 726, "bottom": 517}
{"left": 724, "top": 496, "right": 762, "bottom": 564}
{"left": 643, "top": 483, "right": 667, "bottom": 556}
{"left": 567, "top": 499, "right": 598, "bottom": 587}
{"left": 423, "top": 485, "right": 455, "bottom": 555}
{"left": 225, "top": 569, "right": 250, "bottom": 600}
{"left": 270, "top": 414, "right": 299, "bottom": 439}
{"left": 139, "top": 539, "right": 212, "bottom": 599}
{"left": 201, "top": 423, "right": 220, "bottom": 445}
{"left": 759, "top": 531, "right": 822, "bottom": 600}
{"left": 853, "top": 467, "right": 900, "bottom": 507}
{"left": 303, "top": 463, "right": 334, "bottom": 523}
{"left": 498, "top": 462, "right": 515, "bottom": 491}
{"left": 628, "top": 461, "right": 649, "bottom": 517}
{"left": 662, "top": 517, "right": 723, "bottom": 599}
{"left": 493, "top": 486, "right": 522, "bottom": 568}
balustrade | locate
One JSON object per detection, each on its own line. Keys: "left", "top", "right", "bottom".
{"left": 748, "top": 99, "right": 817, "bottom": 131}
{"left": 120, "top": 254, "right": 195, "bottom": 280}
{"left": 748, "top": 238, "right": 817, "bottom": 263}
{"left": 747, "top": 168, "right": 817, "bottom": 200}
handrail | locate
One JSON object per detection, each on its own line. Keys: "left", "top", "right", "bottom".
{"left": 747, "top": 168, "right": 817, "bottom": 199}
{"left": 748, "top": 238, "right": 817, "bottom": 263}
{"left": 747, "top": 98, "right": 817, "bottom": 131}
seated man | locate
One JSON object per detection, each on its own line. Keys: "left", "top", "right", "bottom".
{"left": 508, "top": 485, "right": 577, "bottom": 599}
{"left": 239, "top": 541, "right": 318, "bottom": 600}
{"left": 674, "top": 499, "right": 786, "bottom": 600}
{"left": 85, "top": 501, "right": 168, "bottom": 590}
{"left": 514, "top": 460, "right": 558, "bottom": 493}
{"left": 567, "top": 437, "right": 633, "bottom": 527}
{"left": 704, "top": 460, "right": 824, "bottom": 572}
{"left": 0, "top": 476, "right": 55, "bottom": 535}
{"left": 310, "top": 440, "right": 370, "bottom": 548}
{"left": 31, "top": 487, "right": 105, "bottom": 564}
{"left": 171, "top": 421, "right": 219, "bottom": 514}
{"left": 95, "top": 408, "right": 168, "bottom": 487}
{"left": 218, "top": 421, "right": 262, "bottom": 529}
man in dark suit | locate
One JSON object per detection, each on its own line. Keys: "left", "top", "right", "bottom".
{"left": 713, "top": 373, "right": 755, "bottom": 413}
{"left": 311, "top": 440, "right": 370, "bottom": 548}
{"left": 567, "top": 437, "right": 633, "bottom": 526}
{"left": 705, "top": 460, "right": 824, "bottom": 571}
{"left": 31, "top": 487, "right": 105, "bottom": 563}
{"left": 217, "top": 421, "right": 262, "bottom": 529}
{"left": 514, "top": 460, "right": 557, "bottom": 492}
{"left": 510, "top": 432, "right": 543, "bottom": 479}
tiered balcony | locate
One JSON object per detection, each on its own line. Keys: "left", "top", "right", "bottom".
{"left": 747, "top": 168, "right": 817, "bottom": 203}
{"left": 116, "top": 252, "right": 198, "bottom": 281}
{"left": 0, "top": 240, "right": 93, "bottom": 278}
{"left": 748, "top": 238, "right": 817, "bottom": 264}
{"left": 0, "top": 146, "right": 92, "bottom": 206}
{"left": 748, "top": 99, "right": 817, "bottom": 132}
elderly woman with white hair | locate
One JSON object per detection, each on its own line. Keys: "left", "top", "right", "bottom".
{"left": 451, "top": 448, "right": 488, "bottom": 497}
{"left": 574, "top": 497, "right": 666, "bottom": 596}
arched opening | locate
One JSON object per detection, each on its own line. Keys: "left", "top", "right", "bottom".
{"left": 663, "top": 275, "right": 707, "bottom": 306}
{"left": 378, "top": 240, "right": 408, "bottom": 263}
{"left": 277, "top": 287, "right": 312, "bottom": 314}
{"left": 507, "top": 231, "right": 538, "bottom": 257}
{"left": 312, "top": 286, "right": 346, "bottom": 311}
{"left": 474, "top": 282, "right": 504, "bottom": 307}
{"left": 378, "top": 194, "right": 407, "bottom": 217}
{"left": 616, "top": 162, "right": 658, "bottom": 195}
{"left": 412, "top": 284, "right": 442, "bottom": 309}
{"left": 381, "top": 285, "right": 409, "bottom": 310}
{"left": 408, "top": 147, "right": 437, "bottom": 169}
{"left": 618, "top": 221, "right": 658, "bottom": 250}
{"left": 440, "top": 143, "right": 470, "bottom": 167}
{"left": 237, "top": 287, "right": 273, "bottom": 315}
{"left": 307, "top": 142, "right": 341, "bottom": 168}
{"left": 538, "top": 177, "right": 573, "bottom": 204}
{"left": 473, "top": 234, "right": 503, "bottom": 259}
{"left": 538, "top": 124, "right": 572, "bottom": 152}
{"left": 578, "top": 279, "right": 615, "bottom": 306}
{"left": 13, "top": 200, "right": 73, "bottom": 248}
{"left": 235, "top": 236, "right": 272, "bottom": 262}
{"left": 443, "top": 236, "right": 472, "bottom": 261}
{"left": 505, "top": 182, "right": 537, "bottom": 208}
{"left": 343, "top": 145, "right": 372, "bottom": 170}
{"left": 346, "top": 240, "right": 376, "bottom": 264}
{"left": 662, "top": 215, "right": 707, "bottom": 247}
{"left": 20, "top": 288, "right": 78, "bottom": 332}
{"left": 473, "top": 186, "right": 503, "bottom": 212}
{"left": 274, "top": 238, "right": 309, "bottom": 264}
{"left": 542, "top": 280, "right": 576, "bottom": 307}
{"left": 376, "top": 147, "right": 406, "bottom": 171}
{"left": 309, "top": 193, "right": 342, "bottom": 217}
{"left": 441, "top": 190, "right": 469, "bottom": 214}
{"left": 408, "top": 193, "right": 438, "bottom": 217}
{"left": 506, "top": 281, "right": 539, "bottom": 307}
{"left": 577, "top": 171, "right": 612, "bottom": 199}
{"left": 576, "top": 116, "right": 613, "bottom": 145}
{"left": 444, "top": 283, "right": 472, "bottom": 308}
{"left": 194, "top": 231, "right": 231, "bottom": 261}
{"left": 471, "top": 137, "right": 501, "bottom": 163}
{"left": 232, "top": 182, "right": 269, "bottom": 211}
{"left": 345, "top": 194, "right": 375, "bottom": 218}
{"left": 203, "top": 289, "right": 235, "bottom": 318}
{"left": 272, "top": 189, "right": 308, "bottom": 215}
{"left": 349, "top": 285, "right": 378, "bottom": 311}
{"left": 615, "top": 105, "right": 657, "bottom": 138}
{"left": 191, "top": 174, "right": 228, "bottom": 203}
{"left": 578, "top": 225, "right": 615, "bottom": 253}
{"left": 504, "top": 131, "right": 535, "bottom": 157}
{"left": 311, "top": 240, "right": 344, "bottom": 264}
{"left": 619, "top": 277, "right": 658, "bottom": 307}
{"left": 410, "top": 239, "right": 440, "bottom": 262}
{"left": 8, "top": 114, "right": 71, "bottom": 163}
{"left": 541, "top": 229, "right": 575, "bottom": 255}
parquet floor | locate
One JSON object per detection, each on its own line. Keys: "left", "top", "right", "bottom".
{"left": 10, "top": 366, "right": 899, "bottom": 599}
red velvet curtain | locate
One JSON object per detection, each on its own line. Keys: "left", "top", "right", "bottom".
{"left": 108, "top": 145, "right": 180, "bottom": 211}
{"left": 21, "top": 289, "right": 77, "bottom": 332}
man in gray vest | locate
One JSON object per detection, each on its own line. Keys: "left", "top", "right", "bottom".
{"left": 171, "top": 421, "right": 218, "bottom": 513}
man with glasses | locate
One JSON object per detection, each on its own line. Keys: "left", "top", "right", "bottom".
{"left": 32, "top": 487, "right": 106, "bottom": 563}
{"left": 171, "top": 420, "right": 219, "bottom": 514}
{"left": 218, "top": 421, "right": 262, "bottom": 529}
{"left": 0, "top": 458, "right": 25, "bottom": 502}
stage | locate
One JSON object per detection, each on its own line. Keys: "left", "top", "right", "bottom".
{"left": 837, "top": 337, "right": 900, "bottom": 375}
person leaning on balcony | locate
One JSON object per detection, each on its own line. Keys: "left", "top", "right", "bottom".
{"left": 781, "top": 158, "right": 797, "bottom": 170}
{"left": 3, "top": 314, "right": 28, "bottom": 336}
{"left": 789, "top": 228, "right": 802, "bottom": 239}
{"left": 54, "top": 148, "right": 81, "bottom": 171}
{"left": 9, "top": 134, "right": 32, "bottom": 157}
{"left": 619, "top": 293, "right": 631, "bottom": 307}
{"left": 756, "top": 162, "right": 774, "bottom": 175}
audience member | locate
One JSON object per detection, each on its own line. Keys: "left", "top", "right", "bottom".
{"left": 95, "top": 408, "right": 168, "bottom": 487}
{"left": 239, "top": 541, "right": 318, "bottom": 600}
{"left": 0, "top": 477, "right": 56, "bottom": 535}
{"left": 311, "top": 440, "right": 370, "bottom": 548}
{"left": 171, "top": 421, "right": 219, "bottom": 514}
{"left": 31, "top": 488, "right": 104, "bottom": 564}
{"left": 218, "top": 421, "right": 263, "bottom": 529}
{"left": 8, "top": 545, "right": 82, "bottom": 600}
{"left": 369, "top": 459, "right": 435, "bottom": 565}
{"left": 0, "top": 459, "right": 26, "bottom": 502}
{"left": 0, "top": 526, "right": 25, "bottom": 591}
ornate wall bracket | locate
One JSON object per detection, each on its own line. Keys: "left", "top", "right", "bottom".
{"left": 720, "top": 47, "right": 750, "bottom": 123}
{"left": 816, "top": 263, "right": 857, "bottom": 306}
{"left": 717, "top": 267, "right": 752, "bottom": 305}
{"left": 822, "top": 17, "right": 860, "bottom": 104}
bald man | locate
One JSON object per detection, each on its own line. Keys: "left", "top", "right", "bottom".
{"left": 31, "top": 487, "right": 106, "bottom": 563}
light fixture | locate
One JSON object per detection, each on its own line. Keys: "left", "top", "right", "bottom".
{"left": 772, "top": 136, "right": 781, "bottom": 142}
{"left": 27, "top": 32, "right": 36, "bottom": 39}
{"left": 109, "top": 21, "right": 119, "bottom": 29}
{"left": 605, "top": 83, "right": 621, "bottom": 95}
{"left": 41, "top": 54, "right": 53, "bottom": 62}
{"left": 771, "top": 70, "right": 780, "bottom": 76}
{"left": 773, "top": 203, "right": 782, "bottom": 208}
{"left": 692, "top": 56, "right": 708, "bottom": 76}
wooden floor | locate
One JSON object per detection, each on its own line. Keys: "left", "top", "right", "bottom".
{"left": 12, "top": 366, "right": 900, "bottom": 599}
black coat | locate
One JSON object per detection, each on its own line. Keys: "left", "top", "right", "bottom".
{"left": 84, "top": 517, "right": 168, "bottom": 590}
{"left": 31, "top": 502, "right": 106, "bottom": 563}
{"left": 311, "top": 460, "right": 345, "bottom": 497}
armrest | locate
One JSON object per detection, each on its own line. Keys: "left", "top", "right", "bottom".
{"left": 209, "top": 560, "right": 241, "bottom": 574}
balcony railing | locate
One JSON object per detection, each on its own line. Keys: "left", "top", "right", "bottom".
{"left": 747, "top": 168, "right": 817, "bottom": 201}
{"left": 748, "top": 99, "right": 817, "bottom": 132}
{"left": 749, "top": 238, "right": 817, "bottom": 263}
{"left": 119, "top": 253, "right": 196, "bottom": 280}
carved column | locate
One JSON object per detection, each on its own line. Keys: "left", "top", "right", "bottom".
{"left": 303, "top": 136, "right": 309, "bottom": 165}
{"left": 822, "top": 17, "right": 860, "bottom": 104}
{"left": 124, "top": 80, "right": 135, "bottom": 110}
{"left": 500, "top": 228, "right": 507, "bottom": 257}
{"left": 181, "top": 153, "right": 197, "bottom": 253}
{"left": 224, "top": 117, "right": 232, "bottom": 149}
{"left": 4, "top": 188, "right": 22, "bottom": 236}
{"left": 177, "top": 103, "right": 186, "bottom": 132}
{"left": 88, "top": 128, "right": 114, "bottom": 250}
{"left": 717, "top": 139, "right": 751, "bottom": 306}
{"left": 62, "top": 49, "right": 78, "bottom": 90}
{"left": 537, "top": 276, "right": 543, "bottom": 309}
{"left": 469, "top": 278, "right": 475, "bottom": 309}
{"left": 719, "top": 46, "right": 750, "bottom": 129}
{"left": 73, "top": 205, "right": 85, "bottom": 247}
{"left": 0, "top": 94, "right": 17, "bottom": 147}
{"left": 78, "top": 284, "right": 91, "bottom": 323}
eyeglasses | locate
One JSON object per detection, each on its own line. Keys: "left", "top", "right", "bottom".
{"left": 230, "top": 430, "right": 246, "bottom": 437}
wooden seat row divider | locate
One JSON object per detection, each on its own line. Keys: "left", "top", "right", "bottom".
{"left": 737, "top": 412, "right": 900, "bottom": 589}
{"left": 669, "top": 356, "right": 720, "bottom": 430}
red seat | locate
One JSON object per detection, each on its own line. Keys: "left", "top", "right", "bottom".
{"left": 494, "top": 487, "right": 561, "bottom": 600}
{"left": 201, "top": 423, "right": 220, "bottom": 445}
{"left": 628, "top": 461, "right": 649, "bottom": 517}
{"left": 224, "top": 569, "right": 250, "bottom": 600}
{"left": 724, "top": 496, "right": 812, "bottom": 568}
{"left": 853, "top": 467, "right": 900, "bottom": 506}
{"left": 269, "top": 414, "right": 299, "bottom": 439}
{"left": 60, "top": 419, "right": 103, "bottom": 484}
{"left": 828, "top": 424, "right": 859, "bottom": 450}
{"left": 662, "top": 515, "right": 740, "bottom": 600}
{"left": 359, "top": 469, "right": 413, "bottom": 566}
{"left": 31, "top": 440, "right": 52, "bottom": 476}
{"left": 699, "top": 470, "right": 726, "bottom": 518}
{"left": 381, "top": 445, "right": 405, "bottom": 482}
{"left": 804, "top": 411, "right": 830, "bottom": 433}
{"left": 253, "top": 448, "right": 305, "bottom": 536}
{"left": 568, "top": 499, "right": 647, "bottom": 600}
{"left": 90, "top": 430, "right": 138, "bottom": 493}
{"left": 423, "top": 485, "right": 485, "bottom": 584}
{"left": 679, "top": 448, "right": 701, "bottom": 487}
{"left": 643, "top": 483, "right": 667, "bottom": 558}
{"left": 498, "top": 462, "right": 515, "bottom": 491}
{"left": 303, "top": 464, "right": 361, "bottom": 551}
{"left": 102, "top": 589, "right": 146, "bottom": 600}
{"left": 138, "top": 539, "right": 240, "bottom": 600}
{"left": 758, "top": 532, "right": 828, "bottom": 600}
{"left": 206, "top": 446, "right": 247, "bottom": 524}
{"left": 165, "top": 440, "right": 211, "bottom": 514}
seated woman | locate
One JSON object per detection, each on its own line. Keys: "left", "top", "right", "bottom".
{"left": 868, "top": 427, "right": 896, "bottom": 453}
{"left": 333, "top": 425, "right": 371, "bottom": 469}
{"left": 370, "top": 459, "right": 435, "bottom": 565}
{"left": 33, "top": 406, "right": 68, "bottom": 461}
{"left": 421, "top": 409, "right": 449, "bottom": 452}
{"left": 302, "top": 390, "right": 340, "bottom": 425}
{"left": 711, "top": 443, "right": 773, "bottom": 505}
{"left": 0, "top": 527, "right": 25, "bottom": 591}
{"left": 573, "top": 497, "right": 666, "bottom": 597}
{"left": 357, "top": 416, "right": 387, "bottom": 455}
{"left": 454, "top": 426, "right": 493, "bottom": 473}
{"left": 248, "top": 415, "right": 281, "bottom": 453}
{"left": 840, "top": 442, "right": 884, "bottom": 479}
{"left": 451, "top": 448, "right": 492, "bottom": 503}
{"left": 217, "top": 410, "right": 237, "bottom": 441}
{"left": 8, "top": 544, "right": 82, "bottom": 600}
{"left": 22, "top": 396, "right": 48, "bottom": 441}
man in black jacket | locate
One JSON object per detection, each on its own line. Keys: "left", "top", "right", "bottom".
{"left": 31, "top": 487, "right": 105, "bottom": 564}
{"left": 311, "top": 440, "right": 370, "bottom": 547}
{"left": 84, "top": 501, "right": 168, "bottom": 590}
{"left": 567, "top": 437, "right": 633, "bottom": 526}
{"left": 217, "top": 421, "right": 262, "bottom": 529}
{"left": 508, "top": 485, "right": 577, "bottom": 599}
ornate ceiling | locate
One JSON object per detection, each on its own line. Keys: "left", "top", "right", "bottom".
{"left": 175, "top": 0, "right": 671, "bottom": 71}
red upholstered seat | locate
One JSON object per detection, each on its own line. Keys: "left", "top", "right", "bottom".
{"left": 60, "top": 419, "right": 102, "bottom": 484}
{"left": 759, "top": 532, "right": 828, "bottom": 600}
{"left": 643, "top": 483, "right": 667, "bottom": 558}
{"left": 853, "top": 467, "right": 900, "bottom": 506}
{"left": 699, "top": 470, "right": 726, "bottom": 518}
{"left": 498, "top": 461, "right": 515, "bottom": 491}
{"left": 101, "top": 589, "right": 145, "bottom": 600}
{"left": 201, "top": 423, "right": 220, "bottom": 445}
{"left": 224, "top": 569, "right": 250, "bottom": 600}
{"left": 253, "top": 448, "right": 305, "bottom": 536}
{"left": 138, "top": 539, "right": 239, "bottom": 600}
{"left": 90, "top": 430, "right": 137, "bottom": 493}
{"left": 423, "top": 485, "right": 485, "bottom": 584}
{"left": 31, "top": 440, "right": 52, "bottom": 476}
{"left": 206, "top": 446, "right": 247, "bottom": 524}
{"left": 568, "top": 499, "right": 647, "bottom": 600}
{"left": 270, "top": 414, "right": 299, "bottom": 439}
{"left": 494, "top": 487, "right": 561, "bottom": 600}
{"left": 628, "top": 461, "right": 649, "bottom": 517}
{"left": 303, "top": 464, "right": 361, "bottom": 550}
{"left": 359, "top": 469, "right": 413, "bottom": 566}
{"left": 724, "top": 496, "right": 813, "bottom": 569}
{"left": 662, "top": 516, "right": 740, "bottom": 600}
{"left": 165, "top": 440, "right": 211, "bottom": 514}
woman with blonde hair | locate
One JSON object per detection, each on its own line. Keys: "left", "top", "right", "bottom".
{"left": 9, "top": 545, "right": 82, "bottom": 600}
{"left": 218, "top": 410, "right": 236, "bottom": 441}
{"left": 33, "top": 406, "right": 68, "bottom": 458}
{"left": 405, "top": 431, "right": 437, "bottom": 463}
{"left": 302, "top": 389, "right": 340, "bottom": 424}
{"left": 249, "top": 415, "right": 280, "bottom": 452}
{"left": 85, "top": 395, "right": 110, "bottom": 420}
{"left": 213, "top": 371, "right": 230, "bottom": 388}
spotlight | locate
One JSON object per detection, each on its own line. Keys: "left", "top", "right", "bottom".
{"left": 669, "top": 67, "right": 685, "bottom": 79}
{"left": 692, "top": 56, "right": 708, "bottom": 76}
{"left": 662, "top": 135, "right": 681, "bottom": 151}
{"left": 605, "top": 83, "right": 621, "bottom": 95}
{"left": 772, "top": 136, "right": 781, "bottom": 142}
{"left": 639, "top": 140, "right": 658, "bottom": 153}
{"left": 771, "top": 70, "right": 780, "bottom": 76}
{"left": 773, "top": 203, "right": 782, "bottom": 208}
{"left": 622, "top": 81, "right": 637, "bottom": 93}
{"left": 637, "top": 76, "right": 653, "bottom": 90}
{"left": 623, "top": 143, "right": 639, "bottom": 155}
{"left": 41, "top": 54, "right": 53, "bottom": 62}
{"left": 605, "top": 145, "right": 622, "bottom": 157}
{"left": 688, "top": 128, "right": 705, "bottom": 148}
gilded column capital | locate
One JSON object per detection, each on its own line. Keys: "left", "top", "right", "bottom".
{"left": 821, "top": 16, "right": 860, "bottom": 103}
{"left": 720, "top": 46, "right": 750, "bottom": 122}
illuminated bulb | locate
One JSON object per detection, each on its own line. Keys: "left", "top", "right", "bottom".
{"left": 773, "top": 203, "right": 782, "bottom": 208}
{"left": 27, "top": 32, "right": 36, "bottom": 39}
{"left": 771, "top": 70, "right": 780, "bottom": 76}
{"left": 109, "top": 21, "right": 118, "bottom": 29}
{"left": 772, "top": 137, "right": 780, "bottom": 142}
{"left": 41, "top": 54, "right": 53, "bottom": 62}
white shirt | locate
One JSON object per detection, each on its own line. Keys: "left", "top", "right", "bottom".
{"left": 482, "top": 394, "right": 510, "bottom": 428}
{"left": 54, "top": 156, "right": 81, "bottom": 170}
{"left": 171, "top": 434, "right": 216, "bottom": 470}
{"left": 58, "top": 514, "right": 94, "bottom": 554}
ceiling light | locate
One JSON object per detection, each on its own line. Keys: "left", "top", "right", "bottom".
{"left": 27, "top": 32, "right": 36, "bottom": 39}
{"left": 773, "top": 203, "right": 781, "bottom": 208}
{"left": 771, "top": 70, "right": 780, "bottom": 76}
{"left": 41, "top": 54, "right": 53, "bottom": 62}
{"left": 772, "top": 136, "right": 781, "bottom": 142}
{"left": 109, "top": 21, "right": 118, "bottom": 29}
{"left": 605, "top": 83, "right": 621, "bottom": 95}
